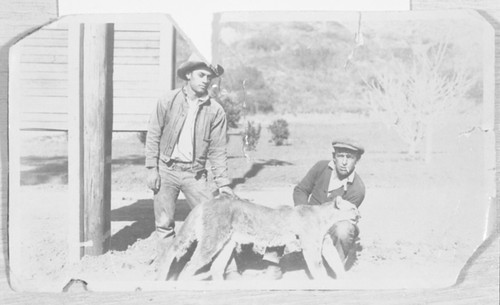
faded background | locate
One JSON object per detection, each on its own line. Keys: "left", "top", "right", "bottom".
{"left": 10, "top": 10, "right": 495, "bottom": 291}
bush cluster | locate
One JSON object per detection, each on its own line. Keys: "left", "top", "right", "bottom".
{"left": 244, "top": 121, "right": 262, "bottom": 151}
{"left": 216, "top": 93, "right": 242, "bottom": 129}
{"left": 268, "top": 119, "right": 290, "bottom": 146}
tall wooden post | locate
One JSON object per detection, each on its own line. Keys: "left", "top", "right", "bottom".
{"left": 68, "top": 23, "right": 85, "bottom": 261}
{"left": 83, "top": 23, "right": 114, "bottom": 255}
{"left": 159, "top": 21, "right": 176, "bottom": 93}
{"left": 7, "top": 42, "right": 25, "bottom": 289}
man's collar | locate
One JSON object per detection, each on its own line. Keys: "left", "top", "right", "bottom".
{"left": 328, "top": 161, "right": 356, "bottom": 183}
{"left": 182, "top": 86, "right": 210, "bottom": 104}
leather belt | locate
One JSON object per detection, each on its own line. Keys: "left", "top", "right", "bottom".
{"left": 165, "top": 159, "right": 195, "bottom": 171}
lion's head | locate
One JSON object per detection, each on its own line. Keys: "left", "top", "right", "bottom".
{"left": 333, "top": 196, "right": 361, "bottom": 223}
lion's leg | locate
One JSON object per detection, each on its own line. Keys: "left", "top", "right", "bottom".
{"left": 189, "top": 270, "right": 212, "bottom": 281}
{"left": 302, "top": 241, "right": 331, "bottom": 280}
{"left": 177, "top": 248, "right": 207, "bottom": 281}
{"left": 155, "top": 251, "right": 172, "bottom": 281}
{"left": 177, "top": 261, "right": 201, "bottom": 280}
{"left": 155, "top": 240, "right": 186, "bottom": 281}
{"left": 210, "top": 239, "right": 236, "bottom": 281}
{"left": 178, "top": 237, "right": 226, "bottom": 281}
{"left": 321, "top": 234, "right": 346, "bottom": 279}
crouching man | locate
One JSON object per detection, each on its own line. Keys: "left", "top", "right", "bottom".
{"left": 293, "top": 139, "right": 365, "bottom": 269}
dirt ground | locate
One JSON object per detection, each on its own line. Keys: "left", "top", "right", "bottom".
{"left": 11, "top": 111, "right": 492, "bottom": 292}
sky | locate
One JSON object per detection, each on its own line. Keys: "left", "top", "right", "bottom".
{"left": 57, "top": 0, "right": 410, "bottom": 62}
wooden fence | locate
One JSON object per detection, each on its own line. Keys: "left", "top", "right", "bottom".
{"left": 13, "top": 15, "right": 183, "bottom": 131}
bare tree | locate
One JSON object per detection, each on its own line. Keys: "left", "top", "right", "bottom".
{"left": 364, "top": 39, "right": 475, "bottom": 161}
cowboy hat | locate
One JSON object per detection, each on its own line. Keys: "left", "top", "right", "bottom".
{"left": 177, "top": 53, "right": 224, "bottom": 81}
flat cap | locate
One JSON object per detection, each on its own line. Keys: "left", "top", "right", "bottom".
{"left": 332, "top": 139, "right": 365, "bottom": 155}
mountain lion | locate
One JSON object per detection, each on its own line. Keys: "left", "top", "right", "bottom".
{"left": 156, "top": 195, "right": 360, "bottom": 281}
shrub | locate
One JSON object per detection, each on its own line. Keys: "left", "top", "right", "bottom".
{"left": 223, "top": 65, "right": 275, "bottom": 115}
{"left": 244, "top": 121, "right": 262, "bottom": 151}
{"left": 216, "top": 92, "right": 242, "bottom": 128}
{"left": 268, "top": 119, "right": 289, "bottom": 146}
{"left": 244, "top": 89, "right": 275, "bottom": 114}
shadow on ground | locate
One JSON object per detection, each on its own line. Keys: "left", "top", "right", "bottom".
{"left": 112, "top": 155, "right": 145, "bottom": 166}
{"left": 20, "top": 155, "right": 145, "bottom": 185}
{"left": 110, "top": 198, "right": 192, "bottom": 251}
{"left": 229, "top": 158, "right": 293, "bottom": 188}
{"left": 21, "top": 156, "right": 68, "bottom": 185}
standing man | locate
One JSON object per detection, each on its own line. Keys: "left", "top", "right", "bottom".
{"left": 145, "top": 53, "right": 234, "bottom": 246}
{"left": 293, "top": 139, "right": 365, "bottom": 268}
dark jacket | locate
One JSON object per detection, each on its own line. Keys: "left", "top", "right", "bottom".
{"left": 293, "top": 160, "right": 365, "bottom": 207}
{"left": 145, "top": 88, "right": 230, "bottom": 187}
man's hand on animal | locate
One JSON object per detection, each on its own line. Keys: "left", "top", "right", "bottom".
{"left": 146, "top": 167, "right": 160, "bottom": 193}
{"left": 155, "top": 195, "right": 359, "bottom": 281}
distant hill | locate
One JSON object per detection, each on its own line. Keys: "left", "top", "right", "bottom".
{"left": 215, "top": 16, "right": 483, "bottom": 115}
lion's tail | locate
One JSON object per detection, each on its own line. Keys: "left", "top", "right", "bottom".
{"left": 155, "top": 204, "right": 202, "bottom": 281}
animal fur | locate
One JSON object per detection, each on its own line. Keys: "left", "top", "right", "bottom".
{"left": 156, "top": 195, "right": 360, "bottom": 281}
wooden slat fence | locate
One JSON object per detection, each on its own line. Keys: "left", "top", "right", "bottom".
{"left": 16, "top": 20, "right": 180, "bottom": 131}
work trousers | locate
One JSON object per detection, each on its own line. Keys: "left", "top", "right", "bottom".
{"left": 154, "top": 159, "right": 214, "bottom": 240}
{"left": 328, "top": 220, "right": 359, "bottom": 262}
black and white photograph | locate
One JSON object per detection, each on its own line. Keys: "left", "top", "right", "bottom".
{"left": 1, "top": 1, "right": 499, "bottom": 304}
